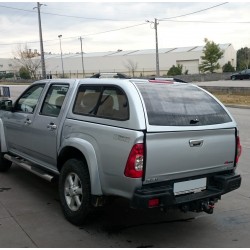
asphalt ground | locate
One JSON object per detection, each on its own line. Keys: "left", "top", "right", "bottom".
{"left": 0, "top": 81, "right": 249, "bottom": 247}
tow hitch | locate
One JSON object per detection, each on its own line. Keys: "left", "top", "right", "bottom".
{"left": 180, "top": 199, "right": 217, "bottom": 214}
{"left": 202, "top": 201, "right": 215, "bottom": 214}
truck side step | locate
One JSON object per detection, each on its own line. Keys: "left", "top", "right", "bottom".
{"left": 4, "top": 154, "right": 54, "bottom": 182}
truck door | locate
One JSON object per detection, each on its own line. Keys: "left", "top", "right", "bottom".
{"left": 25, "top": 83, "right": 69, "bottom": 169}
{"left": 3, "top": 83, "right": 46, "bottom": 155}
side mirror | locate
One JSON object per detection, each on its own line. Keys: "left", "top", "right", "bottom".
{"left": 0, "top": 99, "right": 13, "bottom": 111}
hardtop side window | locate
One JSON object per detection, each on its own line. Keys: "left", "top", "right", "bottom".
{"left": 40, "top": 84, "right": 69, "bottom": 117}
{"left": 73, "top": 86, "right": 102, "bottom": 116}
{"left": 15, "top": 84, "right": 45, "bottom": 113}
{"left": 96, "top": 88, "right": 129, "bottom": 120}
{"left": 73, "top": 85, "right": 129, "bottom": 120}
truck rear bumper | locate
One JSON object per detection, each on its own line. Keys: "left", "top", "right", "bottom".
{"left": 131, "top": 172, "right": 241, "bottom": 209}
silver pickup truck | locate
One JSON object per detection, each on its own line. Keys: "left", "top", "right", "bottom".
{"left": 0, "top": 79, "right": 242, "bottom": 225}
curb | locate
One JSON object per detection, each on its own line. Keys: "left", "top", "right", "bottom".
{"left": 225, "top": 104, "right": 250, "bottom": 109}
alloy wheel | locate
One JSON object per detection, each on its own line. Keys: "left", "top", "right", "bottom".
{"left": 64, "top": 172, "right": 83, "bottom": 211}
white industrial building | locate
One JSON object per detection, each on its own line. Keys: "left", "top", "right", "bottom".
{"left": 0, "top": 43, "right": 236, "bottom": 78}
{"left": 0, "top": 58, "right": 14, "bottom": 74}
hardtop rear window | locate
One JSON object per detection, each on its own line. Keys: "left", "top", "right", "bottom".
{"left": 137, "top": 83, "right": 232, "bottom": 126}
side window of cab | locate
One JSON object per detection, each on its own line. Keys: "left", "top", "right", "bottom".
{"left": 40, "top": 84, "right": 69, "bottom": 117}
{"left": 14, "top": 84, "right": 45, "bottom": 113}
{"left": 73, "top": 85, "right": 129, "bottom": 120}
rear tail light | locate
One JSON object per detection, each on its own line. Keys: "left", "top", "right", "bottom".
{"left": 124, "top": 143, "right": 144, "bottom": 178}
{"left": 236, "top": 136, "right": 242, "bottom": 164}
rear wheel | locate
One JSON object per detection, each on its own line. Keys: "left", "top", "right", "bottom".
{"left": 59, "top": 158, "right": 92, "bottom": 225}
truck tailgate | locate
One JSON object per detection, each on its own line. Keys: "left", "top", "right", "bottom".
{"left": 144, "top": 128, "right": 236, "bottom": 184}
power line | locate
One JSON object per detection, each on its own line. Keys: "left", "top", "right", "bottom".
{"left": 159, "top": 2, "right": 228, "bottom": 21}
{"left": 0, "top": 22, "right": 147, "bottom": 46}
{"left": 0, "top": 2, "right": 246, "bottom": 48}
{"left": 83, "top": 22, "right": 147, "bottom": 37}
{"left": 0, "top": 2, "right": 228, "bottom": 23}
{"left": 1, "top": 15, "right": 249, "bottom": 47}
{"left": 161, "top": 20, "right": 250, "bottom": 24}
{"left": 0, "top": 4, "right": 137, "bottom": 22}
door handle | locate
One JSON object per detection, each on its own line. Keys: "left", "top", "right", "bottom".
{"left": 189, "top": 139, "right": 204, "bottom": 147}
{"left": 24, "top": 119, "right": 32, "bottom": 125}
{"left": 47, "top": 123, "right": 57, "bottom": 130}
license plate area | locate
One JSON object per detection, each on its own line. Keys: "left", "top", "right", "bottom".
{"left": 174, "top": 178, "right": 207, "bottom": 196}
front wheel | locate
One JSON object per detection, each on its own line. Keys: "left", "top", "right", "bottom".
{"left": 59, "top": 158, "right": 92, "bottom": 225}
{"left": 0, "top": 155, "right": 12, "bottom": 172}
{"left": 0, "top": 145, "right": 12, "bottom": 172}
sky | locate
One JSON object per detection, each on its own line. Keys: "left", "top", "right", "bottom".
{"left": 0, "top": 1, "right": 250, "bottom": 58}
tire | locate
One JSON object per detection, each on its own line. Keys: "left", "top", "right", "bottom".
{"left": 0, "top": 145, "right": 12, "bottom": 172}
{"left": 0, "top": 155, "right": 12, "bottom": 172}
{"left": 59, "top": 158, "right": 92, "bottom": 225}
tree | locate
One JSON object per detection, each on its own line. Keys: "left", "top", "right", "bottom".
{"left": 236, "top": 47, "right": 250, "bottom": 71}
{"left": 167, "top": 64, "right": 183, "bottom": 76}
{"left": 12, "top": 44, "right": 41, "bottom": 79}
{"left": 124, "top": 59, "right": 138, "bottom": 77}
{"left": 19, "top": 66, "right": 31, "bottom": 79}
{"left": 199, "top": 38, "right": 223, "bottom": 73}
{"left": 222, "top": 61, "right": 235, "bottom": 72}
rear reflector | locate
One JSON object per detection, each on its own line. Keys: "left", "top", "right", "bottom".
{"left": 236, "top": 136, "right": 242, "bottom": 164}
{"left": 124, "top": 143, "right": 144, "bottom": 178}
{"left": 148, "top": 198, "right": 159, "bottom": 208}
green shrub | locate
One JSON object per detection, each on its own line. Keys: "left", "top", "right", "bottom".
{"left": 222, "top": 61, "right": 235, "bottom": 72}
{"left": 167, "top": 64, "right": 183, "bottom": 76}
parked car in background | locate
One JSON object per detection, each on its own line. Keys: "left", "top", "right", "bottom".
{"left": 231, "top": 69, "right": 250, "bottom": 80}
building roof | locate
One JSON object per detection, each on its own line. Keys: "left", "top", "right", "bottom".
{"left": 38, "top": 43, "right": 232, "bottom": 60}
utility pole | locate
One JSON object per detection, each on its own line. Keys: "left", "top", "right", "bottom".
{"left": 79, "top": 37, "right": 85, "bottom": 78}
{"left": 146, "top": 18, "right": 160, "bottom": 77}
{"left": 154, "top": 18, "right": 160, "bottom": 77}
{"left": 34, "top": 2, "right": 46, "bottom": 79}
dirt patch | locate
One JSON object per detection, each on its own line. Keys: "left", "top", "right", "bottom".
{"left": 0, "top": 81, "right": 29, "bottom": 85}
{"left": 213, "top": 93, "right": 250, "bottom": 106}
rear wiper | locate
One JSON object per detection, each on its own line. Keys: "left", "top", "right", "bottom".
{"left": 190, "top": 118, "right": 199, "bottom": 125}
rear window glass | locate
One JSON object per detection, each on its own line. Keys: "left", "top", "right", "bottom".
{"left": 137, "top": 84, "right": 232, "bottom": 126}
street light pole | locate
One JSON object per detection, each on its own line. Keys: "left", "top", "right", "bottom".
{"left": 146, "top": 18, "right": 160, "bottom": 77}
{"left": 58, "top": 35, "right": 64, "bottom": 78}
{"left": 34, "top": 2, "right": 46, "bottom": 79}
{"left": 79, "top": 36, "right": 85, "bottom": 78}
